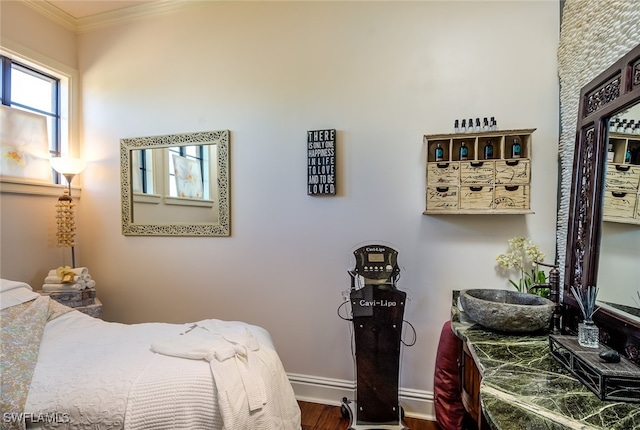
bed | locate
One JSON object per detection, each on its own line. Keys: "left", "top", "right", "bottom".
{"left": 0, "top": 279, "right": 301, "bottom": 430}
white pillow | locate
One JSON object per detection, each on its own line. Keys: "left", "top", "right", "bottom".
{"left": 1, "top": 279, "right": 39, "bottom": 310}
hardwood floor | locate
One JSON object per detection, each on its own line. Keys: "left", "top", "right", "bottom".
{"left": 299, "top": 401, "right": 441, "bottom": 430}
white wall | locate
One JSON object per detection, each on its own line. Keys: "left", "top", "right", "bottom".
{"left": 2, "top": 0, "right": 560, "bottom": 417}
{"left": 0, "top": 0, "right": 77, "bottom": 67}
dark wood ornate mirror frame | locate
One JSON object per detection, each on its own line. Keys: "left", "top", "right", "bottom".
{"left": 563, "top": 43, "right": 640, "bottom": 363}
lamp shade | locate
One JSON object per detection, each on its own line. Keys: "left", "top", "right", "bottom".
{"left": 50, "top": 157, "right": 86, "bottom": 175}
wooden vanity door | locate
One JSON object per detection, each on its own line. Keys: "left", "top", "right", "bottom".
{"left": 460, "top": 342, "right": 490, "bottom": 429}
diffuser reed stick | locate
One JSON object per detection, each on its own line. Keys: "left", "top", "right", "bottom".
{"left": 571, "top": 285, "right": 599, "bottom": 322}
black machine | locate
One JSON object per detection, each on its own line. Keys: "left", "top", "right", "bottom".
{"left": 339, "top": 244, "right": 411, "bottom": 430}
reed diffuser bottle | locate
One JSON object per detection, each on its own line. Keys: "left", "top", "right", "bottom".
{"left": 571, "top": 285, "right": 599, "bottom": 348}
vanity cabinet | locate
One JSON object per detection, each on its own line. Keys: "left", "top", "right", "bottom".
{"left": 460, "top": 343, "right": 481, "bottom": 427}
{"left": 604, "top": 132, "right": 640, "bottom": 225}
{"left": 424, "top": 129, "right": 535, "bottom": 214}
{"left": 460, "top": 342, "right": 490, "bottom": 429}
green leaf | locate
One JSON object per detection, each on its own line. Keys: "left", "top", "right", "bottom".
{"left": 509, "top": 280, "right": 520, "bottom": 292}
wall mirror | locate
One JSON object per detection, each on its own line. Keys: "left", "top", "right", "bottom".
{"left": 563, "top": 42, "right": 640, "bottom": 362}
{"left": 597, "top": 102, "right": 640, "bottom": 322}
{"left": 121, "top": 130, "right": 230, "bottom": 236}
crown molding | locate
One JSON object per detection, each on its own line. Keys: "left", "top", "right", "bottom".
{"left": 22, "top": 0, "right": 78, "bottom": 32}
{"left": 21, "top": 0, "right": 194, "bottom": 33}
{"left": 76, "top": 0, "right": 192, "bottom": 33}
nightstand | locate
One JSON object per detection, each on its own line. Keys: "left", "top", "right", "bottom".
{"left": 38, "top": 288, "right": 103, "bottom": 318}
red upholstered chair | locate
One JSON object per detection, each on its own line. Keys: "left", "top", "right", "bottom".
{"left": 433, "top": 321, "right": 466, "bottom": 430}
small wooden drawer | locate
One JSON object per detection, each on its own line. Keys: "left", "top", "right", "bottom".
{"left": 427, "top": 162, "right": 459, "bottom": 186}
{"left": 460, "top": 185, "right": 494, "bottom": 210}
{"left": 426, "top": 186, "right": 459, "bottom": 210}
{"left": 605, "top": 164, "right": 640, "bottom": 191}
{"left": 603, "top": 190, "right": 637, "bottom": 218}
{"left": 494, "top": 185, "right": 530, "bottom": 209}
{"left": 495, "top": 159, "right": 530, "bottom": 184}
{"left": 460, "top": 161, "right": 495, "bottom": 185}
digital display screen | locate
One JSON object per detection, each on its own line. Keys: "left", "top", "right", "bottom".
{"left": 368, "top": 253, "right": 384, "bottom": 263}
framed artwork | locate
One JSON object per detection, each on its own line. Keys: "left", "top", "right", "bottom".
{"left": 172, "top": 153, "right": 204, "bottom": 199}
{"left": 0, "top": 105, "right": 51, "bottom": 181}
{"left": 307, "top": 129, "right": 337, "bottom": 195}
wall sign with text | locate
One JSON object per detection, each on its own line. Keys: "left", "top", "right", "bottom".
{"left": 307, "top": 129, "right": 336, "bottom": 195}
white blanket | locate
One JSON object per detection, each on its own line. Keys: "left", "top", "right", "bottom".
{"left": 1, "top": 279, "right": 300, "bottom": 430}
{"left": 22, "top": 312, "right": 300, "bottom": 429}
{"left": 127, "top": 319, "right": 300, "bottom": 430}
{"left": 123, "top": 354, "right": 220, "bottom": 430}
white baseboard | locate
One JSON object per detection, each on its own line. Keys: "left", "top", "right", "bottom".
{"left": 287, "top": 373, "right": 436, "bottom": 422}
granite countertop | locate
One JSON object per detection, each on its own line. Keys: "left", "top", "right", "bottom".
{"left": 451, "top": 296, "right": 640, "bottom": 430}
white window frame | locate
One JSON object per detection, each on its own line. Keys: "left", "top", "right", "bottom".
{"left": 0, "top": 39, "right": 80, "bottom": 197}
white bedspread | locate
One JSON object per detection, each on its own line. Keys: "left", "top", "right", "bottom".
{"left": 123, "top": 354, "right": 220, "bottom": 430}
{"left": 22, "top": 310, "right": 300, "bottom": 429}
{"left": 127, "top": 320, "right": 300, "bottom": 430}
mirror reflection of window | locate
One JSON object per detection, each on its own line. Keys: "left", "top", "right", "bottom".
{"left": 132, "top": 149, "right": 154, "bottom": 194}
{"left": 168, "top": 145, "right": 209, "bottom": 199}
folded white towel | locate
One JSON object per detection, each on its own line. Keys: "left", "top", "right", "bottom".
{"left": 0, "top": 279, "right": 33, "bottom": 293}
{"left": 44, "top": 275, "right": 81, "bottom": 284}
{"left": 0, "top": 280, "right": 38, "bottom": 310}
{"left": 86, "top": 279, "right": 96, "bottom": 289}
{"left": 42, "top": 282, "right": 85, "bottom": 292}
{"left": 71, "top": 267, "right": 89, "bottom": 277}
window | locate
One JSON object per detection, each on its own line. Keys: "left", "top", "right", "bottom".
{"left": 1, "top": 54, "right": 63, "bottom": 184}
{"left": 132, "top": 149, "right": 154, "bottom": 194}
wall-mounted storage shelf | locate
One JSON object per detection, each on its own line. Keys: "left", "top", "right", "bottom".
{"left": 424, "top": 129, "right": 535, "bottom": 215}
{"left": 604, "top": 132, "right": 640, "bottom": 225}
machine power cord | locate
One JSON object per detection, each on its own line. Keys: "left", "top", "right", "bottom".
{"left": 401, "top": 320, "right": 417, "bottom": 347}
{"left": 337, "top": 300, "right": 353, "bottom": 321}
{"left": 338, "top": 300, "right": 416, "bottom": 346}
